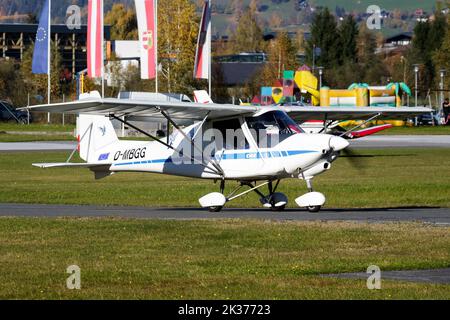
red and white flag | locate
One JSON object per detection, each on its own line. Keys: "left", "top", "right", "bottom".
{"left": 135, "top": 0, "right": 157, "bottom": 79}
{"left": 194, "top": 1, "right": 211, "bottom": 80}
{"left": 87, "top": 0, "right": 104, "bottom": 78}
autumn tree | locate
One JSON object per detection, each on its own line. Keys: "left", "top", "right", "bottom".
{"left": 20, "top": 42, "right": 63, "bottom": 102}
{"left": 105, "top": 3, "right": 138, "bottom": 40}
{"left": 230, "top": 7, "right": 264, "bottom": 53}
{"left": 257, "top": 32, "right": 298, "bottom": 91}
{"left": 158, "top": 0, "right": 200, "bottom": 94}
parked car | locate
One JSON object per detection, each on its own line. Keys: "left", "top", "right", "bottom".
{"left": 0, "top": 100, "right": 32, "bottom": 124}
{"left": 416, "top": 110, "right": 440, "bottom": 126}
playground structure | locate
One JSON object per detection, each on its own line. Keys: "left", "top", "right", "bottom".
{"left": 253, "top": 66, "right": 412, "bottom": 109}
{"left": 251, "top": 66, "right": 414, "bottom": 127}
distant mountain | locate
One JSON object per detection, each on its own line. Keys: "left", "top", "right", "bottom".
{"left": 0, "top": 0, "right": 134, "bottom": 23}
{"left": 1, "top": 0, "right": 442, "bottom": 37}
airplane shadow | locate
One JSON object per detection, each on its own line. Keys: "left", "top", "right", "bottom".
{"left": 157, "top": 206, "right": 441, "bottom": 213}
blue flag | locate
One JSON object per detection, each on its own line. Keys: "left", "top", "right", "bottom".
{"left": 32, "top": 0, "right": 50, "bottom": 74}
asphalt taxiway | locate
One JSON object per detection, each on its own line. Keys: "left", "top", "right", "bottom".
{"left": 323, "top": 268, "right": 450, "bottom": 284}
{"left": 1, "top": 204, "right": 449, "bottom": 224}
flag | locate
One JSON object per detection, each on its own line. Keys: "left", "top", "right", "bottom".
{"left": 135, "top": 0, "right": 157, "bottom": 79}
{"left": 87, "top": 0, "right": 104, "bottom": 78}
{"left": 32, "top": 0, "right": 50, "bottom": 74}
{"left": 194, "top": 1, "right": 211, "bottom": 79}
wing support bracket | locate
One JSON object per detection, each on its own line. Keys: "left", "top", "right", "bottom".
{"left": 156, "top": 107, "right": 224, "bottom": 176}
{"left": 109, "top": 113, "right": 223, "bottom": 177}
{"left": 340, "top": 113, "right": 382, "bottom": 138}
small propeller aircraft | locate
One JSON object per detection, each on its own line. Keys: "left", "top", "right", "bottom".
{"left": 26, "top": 91, "right": 430, "bottom": 212}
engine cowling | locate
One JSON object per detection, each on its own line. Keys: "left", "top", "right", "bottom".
{"left": 300, "top": 160, "right": 331, "bottom": 179}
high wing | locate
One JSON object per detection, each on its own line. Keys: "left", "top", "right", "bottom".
{"left": 24, "top": 96, "right": 432, "bottom": 122}
{"left": 24, "top": 97, "right": 257, "bottom": 122}
{"left": 282, "top": 106, "right": 433, "bottom": 121}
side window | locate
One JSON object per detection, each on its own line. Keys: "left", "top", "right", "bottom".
{"left": 212, "top": 118, "right": 249, "bottom": 150}
{"left": 246, "top": 111, "right": 303, "bottom": 148}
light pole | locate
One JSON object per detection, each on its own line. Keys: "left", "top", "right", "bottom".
{"left": 318, "top": 66, "right": 324, "bottom": 88}
{"left": 440, "top": 69, "right": 446, "bottom": 118}
{"left": 413, "top": 64, "right": 419, "bottom": 107}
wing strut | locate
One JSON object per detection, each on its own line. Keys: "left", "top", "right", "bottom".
{"left": 339, "top": 113, "right": 382, "bottom": 138}
{"left": 109, "top": 114, "right": 223, "bottom": 177}
{"left": 156, "top": 107, "right": 224, "bottom": 176}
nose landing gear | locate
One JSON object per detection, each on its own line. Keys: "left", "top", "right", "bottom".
{"left": 295, "top": 178, "right": 326, "bottom": 213}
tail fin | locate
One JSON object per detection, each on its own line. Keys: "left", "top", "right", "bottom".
{"left": 76, "top": 114, "right": 118, "bottom": 162}
{"left": 193, "top": 90, "right": 213, "bottom": 104}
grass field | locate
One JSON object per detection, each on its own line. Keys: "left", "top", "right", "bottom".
{"left": 1, "top": 147, "right": 449, "bottom": 299}
{"left": 0, "top": 123, "right": 75, "bottom": 142}
{"left": 0, "top": 148, "right": 449, "bottom": 208}
{"left": 0, "top": 123, "right": 75, "bottom": 132}
{"left": 0, "top": 218, "right": 448, "bottom": 299}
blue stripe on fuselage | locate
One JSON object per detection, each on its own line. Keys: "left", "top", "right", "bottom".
{"left": 112, "top": 150, "right": 317, "bottom": 167}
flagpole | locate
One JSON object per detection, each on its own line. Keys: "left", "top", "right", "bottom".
{"left": 47, "top": 0, "right": 51, "bottom": 123}
{"left": 208, "top": 0, "right": 211, "bottom": 97}
{"left": 101, "top": 0, "right": 104, "bottom": 98}
{"left": 155, "top": 0, "right": 158, "bottom": 94}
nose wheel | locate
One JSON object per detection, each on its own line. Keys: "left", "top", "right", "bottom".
{"left": 295, "top": 178, "right": 326, "bottom": 213}
{"left": 307, "top": 205, "right": 321, "bottom": 213}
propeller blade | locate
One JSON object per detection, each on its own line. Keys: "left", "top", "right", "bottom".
{"left": 340, "top": 148, "right": 368, "bottom": 170}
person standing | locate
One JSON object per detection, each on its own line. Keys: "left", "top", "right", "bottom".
{"left": 443, "top": 98, "right": 450, "bottom": 125}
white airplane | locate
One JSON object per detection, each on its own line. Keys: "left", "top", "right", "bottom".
{"left": 26, "top": 92, "right": 430, "bottom": 212}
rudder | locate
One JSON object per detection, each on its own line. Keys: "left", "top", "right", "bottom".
{"left": 76, "top": 114, "right": 118, "bottom": 162}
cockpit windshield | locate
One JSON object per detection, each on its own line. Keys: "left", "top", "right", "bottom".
{"left": 246, "top": 111, "right": 304, "bottom": 148}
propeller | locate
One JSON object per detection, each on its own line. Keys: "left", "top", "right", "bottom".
{"left": 339, "top": 147, "right": 369, "bottom": 170}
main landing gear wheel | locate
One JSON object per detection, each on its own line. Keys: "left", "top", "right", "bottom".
{"left": 307, "top": 205, "right": 321, "bottom": 213}
{"left": 258, "top": 181, "right": 287, "bottom": 212}
{"left": 209, "top": 206, "right": 223, "bottom": 213}
{"left": 271, "top": 204, "right": 286, "bottom": 212}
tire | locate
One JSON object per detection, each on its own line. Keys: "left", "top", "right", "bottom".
{"left": 17, "top": 117, "right": 28, "bottom": 125}
{"left": 307, "top": 205, "right": 321, "bottom": 213}
{"left": 271, "top": 205, "right": 286, "bottom": 212}
{"left": 209, "top": 206, "right": 223, "bottom": 213}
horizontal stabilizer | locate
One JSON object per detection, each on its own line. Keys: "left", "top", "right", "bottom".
{"left": 33, "top": 163, "right": 111, "bottom": 169}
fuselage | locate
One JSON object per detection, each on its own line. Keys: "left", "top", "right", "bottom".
{"left": 92, "top": 111, "right": 348, "bottom": 181}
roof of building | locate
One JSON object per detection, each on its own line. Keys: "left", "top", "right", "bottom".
{"left": 215, "top": 62, "right": 264, "bottom": 86}
{"left": 385, "top": 32, "right": 413, "bottom": 43}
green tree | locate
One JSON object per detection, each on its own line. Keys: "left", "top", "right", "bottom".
{"left": 306, "top": 7, "right": 339, "bottom": 68}
{"left": 433, "top": 23, "right": 450, "bottom": 90}
{"left": 0, "top": 60, "right": 26, "bottom": 106}
{"left": 105, "top": 4, "right": 138, "bottom": 40}
{"left": 337, "top": 15, "right": 358, "bottom": 64}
